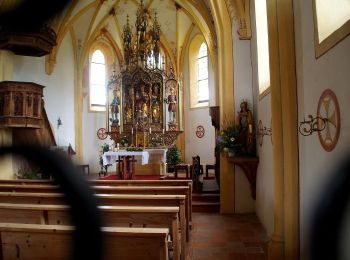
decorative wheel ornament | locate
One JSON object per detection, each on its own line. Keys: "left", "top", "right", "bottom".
{"left": 258, "top": 120, "right": 264, "bottom": 147}
{"left": 97, "top": 128, "right": 108, "bottom": 140}
{"left": 196, "top": 125, "right": 205, "bottom": 138}
{"left": 317, "top": 89, "right": 340, "bottom": 152}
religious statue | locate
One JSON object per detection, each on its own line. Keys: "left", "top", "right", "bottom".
{"left": 236, "top": 100, "right": 255, "bottom": 155}
{"left": 151, "top": 84, "right": 160, "bottom": 123}
{"left": 165, "top": 86, "right": 177, "bottom": 123}
{"left": 124, "top": 88, "right": 133, "bottom": 124}
{"left": 135, "top": 84, "right": 150, "bottom": 123}
{"left": 110, "top": 89, "right": 120, "bottom": 125}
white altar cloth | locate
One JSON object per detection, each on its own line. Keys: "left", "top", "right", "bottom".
{"left": 103, "top": 150, "right": 150, "bottom": 165}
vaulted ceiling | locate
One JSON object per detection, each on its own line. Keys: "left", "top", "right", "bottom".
{"left": 48, "top": 0, "right": 217, "bottom": 74}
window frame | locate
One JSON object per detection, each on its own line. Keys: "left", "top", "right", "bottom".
{"left": 89, "top": 49, "right": 107, "bottom": 112}
{"left": 313, "top": 0, "right": 350, "bottom": 58}
{"left": 189, "top": 35, "right": 209, "bottom": 109}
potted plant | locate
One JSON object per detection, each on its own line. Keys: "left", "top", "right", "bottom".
{"left": 166, "top": 145, "right": 182, "bottom": 172}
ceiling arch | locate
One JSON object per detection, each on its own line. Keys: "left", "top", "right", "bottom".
{"left": 47, "top": 0, "right": 219, "bottom": 76}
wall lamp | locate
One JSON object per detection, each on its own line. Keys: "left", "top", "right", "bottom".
{"left": 257, "top": 120, "right": 272, "bottom": 146}
{"left": 298, "top": 115, "right": 329, "bottom": 136}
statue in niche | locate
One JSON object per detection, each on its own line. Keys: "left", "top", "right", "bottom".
{"left": 124, "top": 88, "right": 133, "bottom": 124}
{"left": 151, "top": 84, "right": 160, "bottom": 123}
{"left": 110, "top": 89, "right": 120, "bottom": 125}
{"left": 165, "top": 86, "right": 177, "bottom": 123}
{"left": 135, "top": 84, "right": 150, "bottom": 123}
{"left": 236, "top": 100, "right": 255, "bottom": 155}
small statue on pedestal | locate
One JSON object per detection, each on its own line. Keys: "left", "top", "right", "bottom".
{"left": 110, "top": 89, "right": 120, "bottom": 125}
{"left": 236, "top": 100, "right": 255, "bottom": 155}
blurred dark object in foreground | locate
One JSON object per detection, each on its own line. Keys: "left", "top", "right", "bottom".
{"left": 0, "top": 145, "right": 103, "bottom": 259}
{"left": 0, "top": 0, "right": 71, "bottom": 56}
{"left": 310, "top": 156, "right": 350, "bottom": 260}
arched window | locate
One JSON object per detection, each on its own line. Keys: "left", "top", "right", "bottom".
{"left": 90, "top": 50, "right": 106, "bottom": 111}
{"left": 197, "top": 43, "right": 209, "bottom": 103}
{"left": 255, "top": 0, "right": 270, "bottom": 96}
{"left": 189, "top": 35, "right": 209, "bottom": 108}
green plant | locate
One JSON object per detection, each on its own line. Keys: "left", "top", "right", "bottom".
{"left": 119, "top": 136, "right": 129, "bottom": 146}
{"left": 17, "top": 166, "right": 39, "bottom": 179}
{"left": 101, "top": 143, "right": 110, "bottom": 153}
{"left": 166, "top": 145, "right": 182, "bottom": 167}
{"left": 217, "top": 122, "right": 242, "bottom": 154}
{"left": 126, "top": 147, "right": 143, "bottom": 152}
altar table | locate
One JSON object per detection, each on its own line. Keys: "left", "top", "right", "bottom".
{"left": 103, "top": 150, "right": 149, "bottom": 179}
{"left": 103, "top": 149, "right": 167, "bottom": 177}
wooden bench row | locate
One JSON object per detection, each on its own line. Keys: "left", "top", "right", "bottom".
{"left": 0, "top": 202, "right": 181, "bottom": 260}
{"left": 0, "top": 223, "right": 169, "bottom": 260}
{"left": 0, "top": 180, "right": 193, "bottom": 260}
{"left": 0, "top": 179, "right": 193, "bottom": 225}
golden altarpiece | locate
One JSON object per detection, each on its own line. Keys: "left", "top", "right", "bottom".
{"left": 105, "top": 0, "right": 182, "bottom": 167}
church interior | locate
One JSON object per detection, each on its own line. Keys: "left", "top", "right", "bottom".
{"left": 0, "top": 0, "right": 349, "bottom": 259}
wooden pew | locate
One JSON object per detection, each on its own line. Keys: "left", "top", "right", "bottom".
{"left": 0, "top": 192, "right": 187, "bottom": 257}
{"left": 0, "top": 203, "right": 181, "bottom": 260}
{"left": 0, "top": 223, "right": 169, "bottom": 260}
{"left": 0, "top": 184, "right": 191, "bottom": 241}
{"left": 0, "top": 179, "right": 193, "bottom": 226}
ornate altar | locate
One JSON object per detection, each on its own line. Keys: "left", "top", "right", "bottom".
{"left": 105, "top": 0, "right": 182, "bottom": 149}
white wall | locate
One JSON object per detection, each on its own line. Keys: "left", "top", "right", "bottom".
{"left": 12, "top": 33, "right": 75, "bottom": 149}
{"left": 250, "top": 0, "right": 274, "bottom": 234}
{"left": 232, "top": 20, "right": 255, "bottom": 213}
{"left": 82, "top": 96, "right": 110, "bottom": 174}
{"left": 183, "top": 28, "right": 216, "bottom": 165}
{"left": 294, "top": 1, "right": 350, "bottom": 259}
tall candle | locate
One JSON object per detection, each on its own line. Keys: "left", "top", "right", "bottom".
{"left": 162, "top": 128, "right": 165, "bottom": 134}
{"left": 149, "top": 127, "right": 152, "bottom": 134}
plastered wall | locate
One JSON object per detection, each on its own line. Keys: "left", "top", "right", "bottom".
{"left": 183, "top": 28, "right": 216, "bottom": 165}
{"left": 250, "top": 0, "right": 274, "bottom": 234}
{"left": 12, "top": 33, "right": 76, "bottom": 151}
{"left": 294, "top": 1, "right": 350, "bottom": 258}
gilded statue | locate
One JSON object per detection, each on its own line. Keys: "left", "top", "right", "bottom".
{"left": 151, "top": 84, "right": 160, "bottom": 123}
{"left": 124, "top": 88, "right": 133, "bottom": 124}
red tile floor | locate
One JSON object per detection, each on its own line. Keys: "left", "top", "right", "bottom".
{"left": 187, "top": 213, "right": 268, "bottom": 260}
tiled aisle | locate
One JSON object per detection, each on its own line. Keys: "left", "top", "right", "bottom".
{"left": 187, "top": 213, "right": 268, "bottom": 260}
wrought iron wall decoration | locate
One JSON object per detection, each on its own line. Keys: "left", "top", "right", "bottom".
{"left": 298, "top": 115, "right": 328, "bottom": 137}
{"left": 257, "top": 120, "right": 272, "bottom": 147}
{"left": 299, "top": 89, "right": 340, "bottom": 152}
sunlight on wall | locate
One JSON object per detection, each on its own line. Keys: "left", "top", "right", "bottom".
{"left": 255, "top": 0, "right": 270, "bottom": 94}
{"left": 315, "top": 0, "right": 350, "bottom": 42}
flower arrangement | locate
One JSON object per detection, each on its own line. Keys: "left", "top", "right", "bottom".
{"left": 150, "top": 135, "right": 162, "bottom": 147}
{"left": 119, "top": 136, "right": 129, "bottom": 147}
{"left": 217, "top": 121, "right": 242, "bottom": 155}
